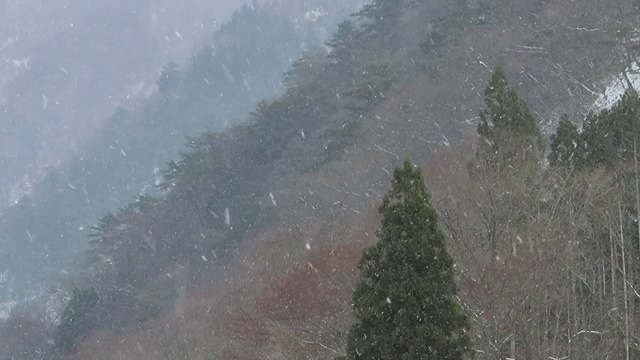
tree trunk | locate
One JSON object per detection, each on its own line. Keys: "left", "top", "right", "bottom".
{"left": 619, "top": 203, "right": 630, "bottom": 360}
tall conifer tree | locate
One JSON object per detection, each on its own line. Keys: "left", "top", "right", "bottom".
{"left": 354, "top": 0, "right": 405, "bottom": 46}
{"left": 474, "top": 64, "right": 543, "bottom": 171}
{"left": 340, "top": 159, "right": 473, "bottom": 360}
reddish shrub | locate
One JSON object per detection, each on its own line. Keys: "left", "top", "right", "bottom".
{"left": 256, "top": 243, "right": 362, "bottom": 322}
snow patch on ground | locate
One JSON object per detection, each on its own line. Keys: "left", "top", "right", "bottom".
{"left": 7, "top": 173, "right": 33, "bottom": 206}
{"left": 0, "top": 300, "right": 17, "bottom": 320}
{"left": 44, "top": 288, "right": 70, "bottom": 324}
{"left": 593, "top": 62, "right": 640, "bottom": 110}
{"left": 0, "top": 285, "right": 69, "bottom": 323}
{"left": 303, "top": 8, "right": 328, "bottom": 22}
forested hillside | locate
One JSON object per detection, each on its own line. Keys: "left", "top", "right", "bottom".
{"left": 2, "top": 0, "right": 640, "bottom": 359}
{"left": 0, "top": 0, "right": 362, "bottom": 303}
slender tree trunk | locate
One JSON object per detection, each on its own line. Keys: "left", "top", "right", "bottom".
{"left": 620, "top": 203, "right": 630, "bottom": 360}
{"left": 635, "top": 138, "right": 640, "bottom": 255}
{"left": 510, "top": 335, "right": 516, "bottom": 360}
{"left": 602, "top": 259, "right": 606, "bottom": 308}
{"left": 634, "top": 137, "right": 640, "bottom": 351}
{"left": 611, "top": 214, "right": 618, "bottom": 309}
{"left": 567, "top": 295, "right": 572, "bottom": 359}
{"left": 552, "top": 302, "right": 560, "bottom": 354}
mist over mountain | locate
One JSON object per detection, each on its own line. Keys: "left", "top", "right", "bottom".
{"left": 0, "top": 0, "right": 248, "bottom": 206}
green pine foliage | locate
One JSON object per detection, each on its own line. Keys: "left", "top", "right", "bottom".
{"left": 341, "top": 159, "right": 473, "bottom": 360}
{"left": 327, "top": 20, "right": 364, "bottom": 68}
{"left": 584, "top": 89, "right": 640, "bottom": 167}
{"left": 579, "top": 110, "right": 616, "bottom": 167}
{"left": 474, "top": 64, "right": 544, "bottom": 171}
{"left": 326, "top": 19, "right": 396, "bottom": 113}
{"left": 549, "top": 89, "right": 640, "bottom": 169}
{"left": 548, "top": 114, "right": 584, "bottom": 168}
{"left": 354, "top": 0, "right": 404, "bottom": 42}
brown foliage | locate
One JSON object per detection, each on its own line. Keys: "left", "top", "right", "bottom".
{"left": 68, "top": 284, "right": 238, "bottom": 360}
{"left": 0, "top": 304, "right": 50, "bottom": 359}
{"left": 229, "top": 242, "right": 364, "bottom": 359}
{"left": 256, "top": 243, "right": 362, "bottom": 322}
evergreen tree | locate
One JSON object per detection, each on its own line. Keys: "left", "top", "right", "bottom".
{"left": 325, "top": 20, "right": 395, "bottom": 113}
{"left": 157, "top": 61, "right": 182, "bottom": 95}
{"left": 355, "top": 0, "right": 403, "bottom": 27}
{"left": 354, "top": 0, "right": 406, "bottom": 46}
{"left": 474, "top": 64, "right": 543, "bottom": 171}
{"left": 470, "top": 65, "right": 543, "bottom": 262}
{"left": 56, "top": 288, "right": 99, "bottom": 352}
{"left": 580, "top": 89, "right": 640, "bottom": 167}
{"left": 341, "top": 159, "right": 473, "bottom": 360}
{"left": 548, "top": 114, "right": 584, "bottom": 168}
{"left": 579, "top": 110, "right": 610, "bottom": 167}
{"left": 327, "top": 20, "right": 362, "bottom": 67}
